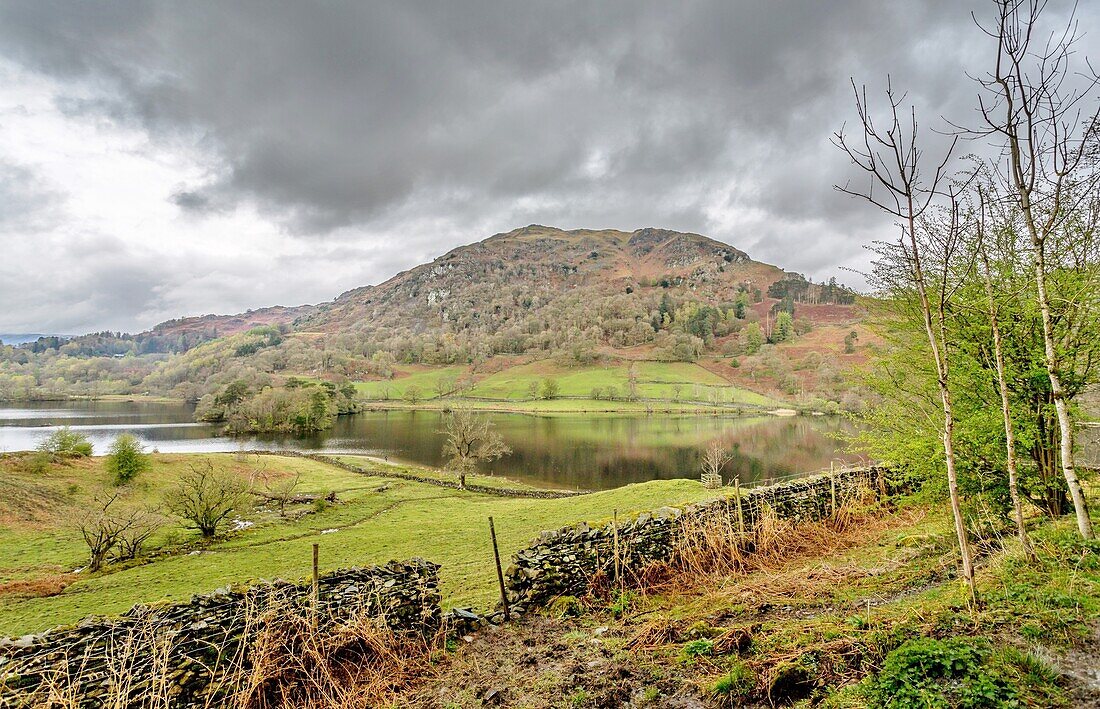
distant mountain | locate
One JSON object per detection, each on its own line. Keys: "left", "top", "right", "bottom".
{"left": 147, "top": 304, "right": 315, "bottom": 343}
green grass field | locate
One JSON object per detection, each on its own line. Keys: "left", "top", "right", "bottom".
{"left": 0, "top": 452, "right": 728, "bottom": 636}
{"left": 354, "top": 360, "right": 777, "bottom": 409}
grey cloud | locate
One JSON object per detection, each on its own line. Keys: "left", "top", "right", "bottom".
{"left": 0, "top": 0, "right": 1096, "bottom": 331}
{"left": 0, "top": 161, "right": 64, "bottom": 233}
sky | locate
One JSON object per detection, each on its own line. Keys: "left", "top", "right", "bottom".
{"left": 0, "top": 1, "right": 1096, "bottom": 334}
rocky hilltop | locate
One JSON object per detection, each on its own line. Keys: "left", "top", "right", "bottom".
{"left": 295, "top": 225, "right": 789, "bottom": 346}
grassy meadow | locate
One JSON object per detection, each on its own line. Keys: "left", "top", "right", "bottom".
{"left": 0, "top": 452, "right": 728, "bottom": 637}
{"left": 353, "top": 359, "right": 778, "bottom": 411}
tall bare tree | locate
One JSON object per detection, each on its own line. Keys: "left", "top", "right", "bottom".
{"left": 973, "top": 0, "right": 1099, "bottom": 538}
{"left": 834, "top": 80, "right": 978, "bottom": 603}
{"left": 441, "top": 408, "right": 511, "bottom": 488}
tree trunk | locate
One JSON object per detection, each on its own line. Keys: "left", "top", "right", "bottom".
{"left": 1031, "top": 238, "right": 1094, "bottom": 538}
{"left": 1004, "top": 109, "right": 1094, "bottom": 538}
{"left": 908, "top": 205, "right": 977, "bottom": 605}
{"left": 980, "top": 247, "right": 1034, "bottom": 556}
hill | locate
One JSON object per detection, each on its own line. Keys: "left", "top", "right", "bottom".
{"left": 0, "top": 226, "right": 870, "bottom": 419}
{"left": 299, "top": 225, "right": 792, "bottom": 355}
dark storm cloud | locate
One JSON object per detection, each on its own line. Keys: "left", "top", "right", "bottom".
{"left": 0, "top": 0, "right": 1096, "bottom": 331}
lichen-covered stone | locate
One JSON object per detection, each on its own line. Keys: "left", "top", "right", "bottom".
{"left": 504, "top": 467, "right": 891, "bottom": 609}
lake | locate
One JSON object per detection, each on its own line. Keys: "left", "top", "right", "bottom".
{"left": 0, "top": 401, "right": 863, "bottom": 490}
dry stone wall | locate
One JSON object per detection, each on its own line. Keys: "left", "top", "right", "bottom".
{"left": 0, "top": 558, "right": 440, "bottom": 709}
{"left": 505, "top": 467, "right": 890, "bottom": 610}
{"left": 249, "top": 450, "right": 584, "bottom": 499}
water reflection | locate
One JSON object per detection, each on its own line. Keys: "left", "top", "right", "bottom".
{"left": 0, "top": 402, "right": 862, "bottom": 490}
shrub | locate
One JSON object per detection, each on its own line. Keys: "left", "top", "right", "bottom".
{"left": 868, "top": 637, "right": 1016, "bottom": 708}
{"left": 539, "top": 378, "right": 560, "bottom": 399}
{"left": 24, "top": 451, "right": 53, "bottom": 475}
{"left": 681, "top": 638, "right": 715, "bottom": 659}
{"left": 105, "top": 433, "right": 149, "bottom": 484}
{"left": 36, "top": 427, "right": 93, "bottom": 458}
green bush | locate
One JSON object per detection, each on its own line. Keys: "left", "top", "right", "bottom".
{"left": 25, "top": 451, "right": 52, "bottom": 475}
{"left": 681, "top": 638, "right": 715, "bottom": 659}
{"left": 104, "top": 433, "right": 149, "bottom": 484}
{"left": 539, "top": 378, "right": 560, "bottom": 400}
{"left": 868, "top": 637, "right": 1016, "bottom": 708}
{"left": 36, "top": 427, "right": 93, "bottom": 458}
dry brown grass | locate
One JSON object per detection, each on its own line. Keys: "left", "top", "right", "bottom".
{"left": 6, "top": 593, "right": 438, "bottom": 709}
{"left": 237, "top": 603, "right": 440, "bottom": 709}
{"left": 624, "top": 496, "right": 900, "bottom": 599}
{"left": 0, "top": 573, "right": 76, "bottom": 599}
{"left": 626, "top": 617, "right": 682, "bottom": 650}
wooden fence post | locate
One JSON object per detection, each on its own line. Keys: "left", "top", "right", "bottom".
{"left": 312, "top": 543, "right": 320, "bottom": 627}
{"left": 489, "top": 517, "right": 510, "bottom": 622}
{"left": 830, "top": 461, "right": 837, "bottom": 514}
{"left": 612, "top": 509, "right": 620, "bottom": 586}
{"left": 734, "top": 478, "right": 745, "bottom": 535}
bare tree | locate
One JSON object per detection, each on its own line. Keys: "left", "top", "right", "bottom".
{"left": 260, "top": 472, "right": 303, "bottom": 518}
{"left": 834, "top": 79, "right": 977, "bottom": 604}
{"left": 165, "top": 461, "right": 249, "bottom": 538}
{"left": 78, "top": 495, "right": 160, "bottom": 570}
{"left": 441, "top": 408, "right": 511, "bottom": 488}
{"left": 435, "top": 375, "right": 457, "bottom": 400}
{"left": 78, "top": 494, "right": 129, "bottom": 572}
{"left": 701, "top": 442, "right": 732, "bottom": 489}
{"left": 972, "top": 0, "right": 1099, "bottom": 538}
{"left": 115, "top": 508, "right": 163, "bottom": 561}
{"left": 246, "top": 458, "right": 304, "bottom": 518}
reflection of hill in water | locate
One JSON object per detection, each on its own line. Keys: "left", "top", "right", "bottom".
{"left": 0, "top": 402, "right": 859, "bottom": 492}
{"left": 466, "top": 414, "right": 861, "bottom": 490}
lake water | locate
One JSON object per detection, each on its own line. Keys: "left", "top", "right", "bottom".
{"left": 0, "top": 401, "right": 862, "bottom": 490}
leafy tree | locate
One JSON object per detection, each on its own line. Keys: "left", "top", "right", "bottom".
{"left": 105, "top": 433, "right": 149, "bottom": 485}
{"left": 214, "top": 379, "right": 250, "bottom": 407}
{"left": 734, "top": 291, "right": 750, "bottom": 319}
{"left": 773, "top": 312, "right": 794, "bottom": 342}
{"left": 36, "top": 427, "right": 93, "bottom": 458}
{"left": 742, "top": 323, "right": 763, "bottom": 355}
{"left": 403, "top": 385, "right": 422, "bottom": 404}
{"left": 540, "top": 378, "right": 560, "bottom": 400}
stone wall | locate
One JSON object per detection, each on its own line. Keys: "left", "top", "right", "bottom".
{"left": 250, "top": 450, "right": 584, "bottom": 499}
{"left": 505, "top": 467, "right": 889, "bottom": 610}
{"left": 0, "top": 558, "right": 440, "bottom": 708}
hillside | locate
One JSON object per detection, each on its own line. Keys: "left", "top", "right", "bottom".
{"left": 147, "top": 304, "right": 314, "bottom": 346}
{"left": 298, "top": 226, "right": 794, "bottom": 355}
{"left": 0, "top": 225, "right": 870, "bottom": 418}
